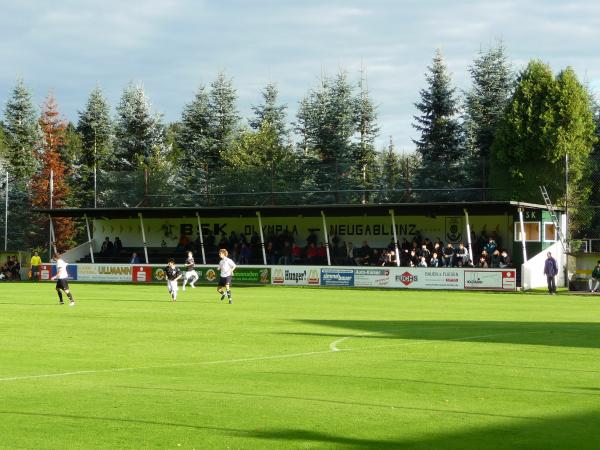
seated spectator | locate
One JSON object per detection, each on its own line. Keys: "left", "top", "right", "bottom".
{"left": 418, "top": 244, "right": 431, "bottom": 264}
{"left": 499, "top": 250, "right": 511, "bottom": 268}
{"left": 589, "top": 260, "right": 600, "bottom": 293}
{"left": 417, "top": 256, "right": 428, "bottom": 267}
{"left": 454, "top": 243, "right": 469, "bottom": 267}
{"left": 317, "top": 243, "right": 327, "bottom": 263}
{"left": 409, "top": 249, "right": 418, "bottom": 267}
{"left": 306, "top": 243, "right": 318, "bottom": 264}
{"left": 354, "top": 241, "right": 372, "bottom": 265}
{"left": 264, "top": 242, "right": 275, "bottom": 264}
{"left": 477, "top": 255, "right": 489, "bottom": 268}
{"left": 430, "top": 252, "right": 440, "bottom": 268}
{"left": 278, "top": 240, "right": 292, "bottom": 265}
{"left": 443, "top": 243, "right": 455, "bottom": 267}
{"left": 130, "top": 252, "right": 141, "bottom": 264}
{"left": 490, "top": 249, "right": 501, "bottom": 268}
{"left": 291, "top": 243, "right": 303, "bottom": 264}
{"left": 10, "top": 256, "right": 21, "bottom": 280}
{"left": 100, "top": 237, "right": 113, "bottom": 256}
{"left": 114, "top": 237, "right": 123, "bottom": 256}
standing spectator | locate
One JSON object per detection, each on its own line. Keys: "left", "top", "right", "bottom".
{"left": 291, "top": 242, "right": 302, "bottom": 264}
{"left": 418, "top": 244, "right": 431, "bottom": 264}
{"left": 485, "top": 237, "right": 497, "bottom": 256}
{"left": 345, "top": 242, "right": 356, "bottom": 265}
{"left": 544, "top": 252, "right": 559, "bottom": 295}
{"left": 10, "top": 256, "right": 21, "bottom": 280}
{"left": 455, "top": 243, "right": 469, "bottom": 267}
{"left": 100, "top": 237, "right": 113, "bottom": 256}
{"left": 589, "top": 260, "right": 600, "bottom": 293}
{"left": 30, "top": 251, "right": 42, "bottom": 281}
{"left": 443, "top": 243, "right": 455, "bottom": 267}
{"left": 114, "top": 237, "right": 123, "bottom": 256}
{"left": 278, "top": 241, "right": 292, "bottom": 265}
{"left": 306, "top": 242, "right": 318, "bottom": 264}
{"left": 354, "top": 241, "right": 372, "bottom": 265}
{"left": 239, "top": 243, "right": 252, "bottom": 264}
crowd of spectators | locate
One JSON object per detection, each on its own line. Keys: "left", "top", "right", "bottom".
{"left": 172, "top": 228, "right": 512, "bottom": 268}
{"left": 0, "top": 255, "right": 21, "bottom": 280}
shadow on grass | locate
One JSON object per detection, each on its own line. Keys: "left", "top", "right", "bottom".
{"left": 287, "top": 320, "right": 600, "bottom": 350}
{"left": 243, "top": 408, "right": 600, "bottom": 449}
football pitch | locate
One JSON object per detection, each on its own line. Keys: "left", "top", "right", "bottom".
{"left": 1, "top": 283, "right": 599, "bottom": 449}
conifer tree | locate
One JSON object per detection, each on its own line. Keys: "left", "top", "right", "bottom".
{"left": 249, "top": 82, "right": 288, "bottom": 143}
{"left": 464, "top": 43, "right": 513, "bottom": 195}
{"left": 208, "top": 72, "right": 240, "bottom": 168}
{"left": 412, "top": 50, "right": 463, "bottom": 200}
{"left": 77, "top": 87, "right": 113, "bottom": 207}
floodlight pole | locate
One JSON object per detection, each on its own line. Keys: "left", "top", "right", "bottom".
{"left": 389, "top": 209, "right": 400, "bottom": 267}
{"left": 196, "top": 212, "right": 206, "bottom": 265}
{"left": 138, "top": 212, "right": 149, "bottom": 264}
{"left": 4, "top": 171, "right": 8, "bottom": 252}
{"left": 84, "top": 214, "right": 95, "bottom": 264}
{"left": 256, "top": 211, "right": 267, "bottom": 265}
{"left": 463, "top": 208, "right": 473, "bottom": 265}
{"left": 321, "top": 210, "right": 331, "bottom": 266}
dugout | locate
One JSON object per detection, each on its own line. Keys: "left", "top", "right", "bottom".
{"left": 38, "top": 201, "right": 564, "bottom": 286}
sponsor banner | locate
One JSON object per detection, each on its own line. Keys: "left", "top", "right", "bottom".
{"left": 464, "top": 269, "right": 517, "bottom": 291}
{"left": 77, "top": 264, "right": 132, "bottom": 282}
{"left": 354, "top": 268, "right": 392, "bottom": 287}
{"left": 271, "top": 266, "right": 321, "bottom": 285}
{"left": 39, "top": 264, "right": 78, "bottom": 281}
{"left": 321, "top": 268, "right": 354, "bottom": 287}
{"left": 132, "top": 265, "right": 152, "bottom": 283}
{"left": 388, "top": 268, "right": 464, "bottom": 289}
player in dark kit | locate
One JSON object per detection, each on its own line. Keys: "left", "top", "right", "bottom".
{"left": 164, "top": 258, "right": 182, "bottom": 301}
{"left": 182, "top": 251, "right": 199, "bottom": 291}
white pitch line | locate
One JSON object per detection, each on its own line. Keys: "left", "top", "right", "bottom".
{"left": 0, "top": 330, "right": 545, "bottom": 383}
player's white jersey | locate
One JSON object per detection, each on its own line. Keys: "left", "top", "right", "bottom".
{"left": 56, "top": 258, "right": 68, "bottom": 279}
{"left": 219, "top": 257, "right": 236, "bottom": 277}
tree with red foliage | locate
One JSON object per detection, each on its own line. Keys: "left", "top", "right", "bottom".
{"left": 31, "top": 95, "right": 75, "bottom": 252}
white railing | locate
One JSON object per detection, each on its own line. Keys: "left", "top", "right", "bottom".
{"left": 61, "top": 241, "right": 95, "bottom": 263}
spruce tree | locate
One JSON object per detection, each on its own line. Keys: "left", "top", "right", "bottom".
{"left": 249, "top": 82, "right": 288, "bottom": 144}
{"left": 77, "top": 87, "right": 113, "bottom": 207}
{"left": 412, "top": 50, "right": 463, "bottom": 200}
{"left": 208, "top": 72, "right": 239, "bottom": 168}
{"left": 3, "top": 79, "right": 40, "bottom": 180}
{"left": 352, "top": 70, "right": 379, "bottom": 203}
{"left": 114, "top": 83, "right": 170, "bottom": 205}
{"left": 464, "top": 43, "right": 513, "bottom": 196}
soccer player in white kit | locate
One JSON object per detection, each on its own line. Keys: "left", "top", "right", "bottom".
{"left": 164, "top": 258, "right": 182, "bottom": 301}
{"left": 217, "top": 249, "right": 236, "bottom": 304}
{"left": 182, "top": 251, "right": 199, "bottom": 291}
{"left": 50, "top": 253, "right": 75, "bottom": 306}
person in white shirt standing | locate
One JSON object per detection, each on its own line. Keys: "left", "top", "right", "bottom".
{"left": 50, "top": 253, "right": 75, "bottom": 306}
{"left": 217, "top": 249, "right": 236, "bottom": 304}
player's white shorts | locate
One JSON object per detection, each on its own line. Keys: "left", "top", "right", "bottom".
{"left": 167, "top": 279, "right": 178, "bottom": 293}
{"left": 184, "top": 270, "right": 199, "bottom": 282}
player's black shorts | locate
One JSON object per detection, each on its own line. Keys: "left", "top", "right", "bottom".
{"left": 218, "top": 276, "right": 232, "bottom": 287}
{"left": 56, "top": 278, "right": 69, "bottom": 290}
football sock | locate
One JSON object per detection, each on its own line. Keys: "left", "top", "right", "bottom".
{"left": 66, "top": 292, "right": 74, "bottom": 302}
{"left": 226, "top": 290, "right": 231, "bottom": 299}
{"left": 57, "top": 291, "right": 63, "bottom": 302}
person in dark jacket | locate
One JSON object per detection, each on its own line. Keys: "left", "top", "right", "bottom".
{"left": 543, "top": 252, "right": 559, "bottom": 295}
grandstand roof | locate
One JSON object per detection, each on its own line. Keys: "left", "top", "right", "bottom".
{"left": 35, "top": 201, "right": 558, "bottom": 219}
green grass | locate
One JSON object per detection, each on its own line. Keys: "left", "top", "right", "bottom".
{"left": 1, "top": 283, "right": 600, "bottom": 449}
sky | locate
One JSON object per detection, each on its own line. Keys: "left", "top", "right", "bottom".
{"left": 1, "top": 0, "right": 599, "bottom": 152}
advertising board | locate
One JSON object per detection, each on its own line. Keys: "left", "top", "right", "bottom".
{"left": 39, "top": 264, "right": 78, "bottom": 281}
{"left": 271, "top": 266, "right": 321, "bottom": 285}
{"left": 354, "top": 268, "right": 392, "bottom": 287}
{"left": 388, "top": 268, "right": 464, "bottom": 290}
{"left": 464, "top": 270, "right": 517, "bottom": 291}
{"left": 320, "top": 268, "right": 354, "bottom": 287}
{"left": 77, "top": 264, "right": 131, "bottom": 282}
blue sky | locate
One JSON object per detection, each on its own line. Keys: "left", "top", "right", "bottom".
{"left": 1, "top": 0, "right": 599, "bottom": 151}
